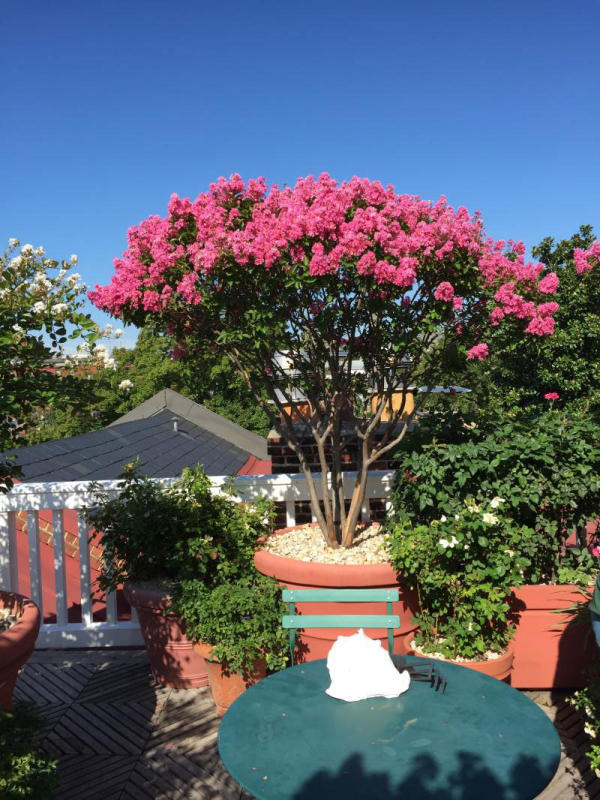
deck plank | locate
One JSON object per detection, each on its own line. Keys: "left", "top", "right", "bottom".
{"left": 13, "top": 650, "right": 600, "bottom": 799}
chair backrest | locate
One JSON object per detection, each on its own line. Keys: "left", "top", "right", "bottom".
{"left": 282, "top": 588, "right": 400, "bottom": 665}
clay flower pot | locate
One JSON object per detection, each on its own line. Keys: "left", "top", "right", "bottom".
{"left": 0, "top": 591, "right": 41, "bottom": 710}
{"left": 124, "top": 583, "right": 208, "bottom": 689}
{"left": 254, "top": 524, "right": 419, "bottom": 661}
{"left": 412, "top": 641, "right": 515, "bottom": 682}
{"left": 196, "top": 642, "right": 266, "bottom": 717}
{"left": 511, "top": 584, "right": 596, "bottom": 689}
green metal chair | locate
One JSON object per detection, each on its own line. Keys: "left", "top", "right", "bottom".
{"left": 282, "top": 588, "right": 400, "bottom": 665}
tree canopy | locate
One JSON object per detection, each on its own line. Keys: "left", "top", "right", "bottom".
{"left": 90, "top": 173, "right": 563, "bottom": 546}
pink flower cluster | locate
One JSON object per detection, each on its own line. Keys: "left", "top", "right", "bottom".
{"left": 574, "top": 241, "right": 600, "bottom": 275}
{"left": 89, "top": 174, "right": 562, "bottom": 357}
{"left": 544, "top": 392, "right": 560, "bottom": 400}
{"left": 466, "top": 343, "right": 489, "bottom": 360}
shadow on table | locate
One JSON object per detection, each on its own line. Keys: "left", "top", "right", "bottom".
{"left": 293, "top": 751, "right": 552, "bottom": 800}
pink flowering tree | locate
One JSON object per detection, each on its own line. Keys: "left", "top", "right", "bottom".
{"left": 90, "top": 174, "right": 560, "bottom": 548}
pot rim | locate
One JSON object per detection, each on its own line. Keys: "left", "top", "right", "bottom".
{"left": 411, "top": 638, "right": 515, "bottom": 666}
{"left": 0, "top": 590, "right": 41, "bottom": 659}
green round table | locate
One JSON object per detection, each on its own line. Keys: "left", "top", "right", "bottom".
{"left": 218, "top": 656, "right": 561, "bottom": 800}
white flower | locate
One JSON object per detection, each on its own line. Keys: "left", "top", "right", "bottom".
{"left": 585, "top": 723, "right": 597, "bottom": 738}
{"left": 118, "top": 379, "right": 133, "bottom": 391}
{"left": 67, "top": 272, "right": 81, "bottom": 284}
{"left": 454, "top": 514, "right": 460, "bottom": 521}
{"left": 70, "top": 254, "right": 78, "bottom": 264}
{"left": 490, "top": 497, "right": 505, "bottom": 509}
{"left": 21, "top": 244, "right": 34, "bottom": 255}
{"left": 34, "top": 272, "right": 51, "bottom": 289}
{"left": 51, "top": 303, "right": 68, "bottom": 315}
{"left": 8, "top": 238, "right": 19, "bottom": 247}
{"left": 9, "top": 256, "right": 22, "bottom": 268}
{"left": 33, "top": 301, "right": 46, "bottom": 314}
{"left": 439, "top": 536, "right": 458, "bottom": 549}
{"left": 105, "top": 357, "right": 116, "bottom": 370}
{"left": 440, "top": 515, "right": 447, "bottom": 523}
{"left": 95, "top": 344, "right": 108, "bottom": 354}
{"left": 12, "top": 323, "right": 24, "bottom": 334}
{"left": 466, "top": 503, "right": 480, "bottom": 514}
{"left": 114, "top": 328, "right": 124, "bottom": 338}
{"left": 35, "top": 246, "right": 45, "bottom": 256}
{"left": 103, "top": 324, "right": 113, "bottom": 334}
{"left": 482, "top": 512, "right": 499, "bottom": 525}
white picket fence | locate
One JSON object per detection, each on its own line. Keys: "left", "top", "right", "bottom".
{"left": 0, "top": 471, "right": 394, "bottom": 649}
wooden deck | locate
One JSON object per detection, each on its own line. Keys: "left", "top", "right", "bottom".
{"left": 15, "top": 649, "right": 600, "bottom": 799}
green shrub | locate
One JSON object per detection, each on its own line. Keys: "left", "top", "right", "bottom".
{"left": 0, "top": 705, "right": 57, "bottom": 799}
{"left": 175, "top": 575, "right": 288, "bottom": 675}
{"left": 386, "top": 498, "right": 531, "bottom": 660}
{"left": 84, "top": 463, "right": 271, "bottom": 591}
{"left": 392, "top": 411, "right": 600, "bottom": 583}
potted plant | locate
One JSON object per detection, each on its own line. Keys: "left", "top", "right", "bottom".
{"left": 85, "top": 463, "right": 269, "bottom": 688}
{"left": 0, "top": 592, "right": 41, "bottom": 711}
{"left": 175, "top": 575, "right": 288, "bottom": 716}
{"left": 386, "top": 498, "right": 534, "bottom": 680}
{"left": 89, "top": 174, "right": 564, "bottom": 645}
{"left": 391, "top": 409, "right": 600, "bottom": 688}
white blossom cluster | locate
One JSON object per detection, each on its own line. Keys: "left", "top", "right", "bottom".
{"left": 436, "top": 496, "right": 506, "bottom": 550}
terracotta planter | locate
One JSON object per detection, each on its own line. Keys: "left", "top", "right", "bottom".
{"left": 196, "top": 642, "right": 266, "bottom": 717}
{"left": 511, "top": 584, "right": 596, "bottom": 689}
{"left": 412, "top": 641, "right": 515, "bottom": 682}
{"left": 125, "top": 583, "right": 208, "bottom": 689}
{"left": 0, "top": 591, "right": 41, "bottom": 710}
{"left": 254, "top": 525, "right": 419, "bottom": 662}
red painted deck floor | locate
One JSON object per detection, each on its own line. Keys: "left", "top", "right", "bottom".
{"left": 14, "top": 649, "right": 600, "bottom": 799}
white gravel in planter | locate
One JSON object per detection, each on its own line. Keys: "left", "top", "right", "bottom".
{"left": 0, "top": 606, "right": 18, "bottom": 633}
{"left": 262, "top": 523, "right": 391, "bottom": 565}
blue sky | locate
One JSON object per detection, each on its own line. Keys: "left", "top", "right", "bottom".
{"left": 2, "top": 0, "right": 598, "bottom": 347}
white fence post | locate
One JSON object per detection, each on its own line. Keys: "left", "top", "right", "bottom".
{"left": 0, "top": 510, "right": 17, "bottom": 591}
{"left": 52, "top": 510, "right": 68, "bottom": 626}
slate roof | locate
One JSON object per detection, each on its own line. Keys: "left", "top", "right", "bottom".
{"left": 4, "top": 390, "right": 269, "bottom": 482}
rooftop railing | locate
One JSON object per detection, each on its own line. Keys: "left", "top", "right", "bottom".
{"left": 0, "top": 471, "right": 393, "bottom": 648}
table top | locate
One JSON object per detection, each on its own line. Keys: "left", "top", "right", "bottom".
{"left": 218, "top": 656, "right": 561, "bottom": 800}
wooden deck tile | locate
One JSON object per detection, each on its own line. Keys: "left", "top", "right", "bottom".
{"left": 13, "top": 650, "right": 600, "bottom": 799}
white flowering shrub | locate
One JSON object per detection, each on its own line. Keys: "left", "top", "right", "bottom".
{"left": 0, "top": 239, "right": 98, "bottom": 489}
{"left": 386, "top": 497, "right": 535, "bottom": 659}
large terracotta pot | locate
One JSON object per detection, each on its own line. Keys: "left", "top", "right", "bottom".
{"left": 195, "top": 642, "right": 266, "bottom": 717}
{"left": 412, "top": 641, "right": 515, "bottom": 682}
{"left": 125, "top": 583, "right": 208, "bottom": 689}
{"left": 511, "top": 584, "right": 596, "bottom": 689}
{"left": 0, "top": 591, "right": 41, "bottom": 710}
{"left": 254, "top": 525, "right": 419, "bottom": 662}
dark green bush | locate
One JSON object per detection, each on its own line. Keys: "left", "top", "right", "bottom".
{"left": 391, "top": 411, "right": 600, "bottom": 583}
{"left": 175, "top": 574, "right": 288, "bottom": 675}
{"left": 84, "top": 463, "right": 271, "bottom": 591}
{"left": 0, "top": 705, "right": 57, "bottom": 798}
